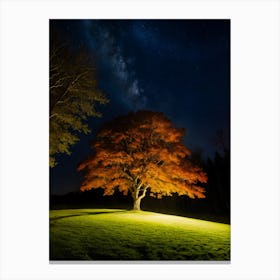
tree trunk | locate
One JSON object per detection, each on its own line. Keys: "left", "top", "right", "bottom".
{"left": 133, "top": 197, "right": 142, "bottom": 210}
{"left": 132, "top": 184, "right": 148, "bottom": 211}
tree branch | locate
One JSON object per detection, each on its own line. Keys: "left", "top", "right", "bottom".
{"left": 50, "top": 113, "right": 59, "bottom": 119}
{"left": 122, "top": 168, "right": 134, "bottom": 181}
{"left": 138, "top": 185, "right": 149, "bottom": 200}
{"left": 50, "top": 70, "right": 89, "bottom": 115}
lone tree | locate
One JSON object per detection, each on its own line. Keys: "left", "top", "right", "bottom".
{"left": 49, "top": 43, "right": 108, "bottom": 167}
{"left": 78, "top": 111, "right": 207, "bottom": 210}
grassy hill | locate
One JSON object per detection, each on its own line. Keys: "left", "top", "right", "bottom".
{"left": 50, "top": 209, "right": 230, "bottom": 261}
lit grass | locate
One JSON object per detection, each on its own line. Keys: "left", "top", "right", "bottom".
{"left": 50, "top": 209, "right": 230, "bottom": 261}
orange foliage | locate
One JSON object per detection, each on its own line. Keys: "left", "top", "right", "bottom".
{"left": 78, "top": 111, "right": 207, "bottom": 202}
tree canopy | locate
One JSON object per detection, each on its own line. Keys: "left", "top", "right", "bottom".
{"left": 49, "top": 43, "right": 108, "bottom": 167}
{"left": 78, "top": 111, "right": 207, "bottom": 210}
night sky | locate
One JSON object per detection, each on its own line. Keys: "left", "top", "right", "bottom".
{"left": 50, "top": 19, "right": 230, "bottom": 195}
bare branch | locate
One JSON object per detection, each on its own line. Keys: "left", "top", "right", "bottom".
{"left": 50, "top": 113, "right": 59, "bottom": 119}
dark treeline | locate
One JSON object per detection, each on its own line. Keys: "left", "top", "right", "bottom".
{"left": 50, "top": 149, "right": 230, "bottom": 224}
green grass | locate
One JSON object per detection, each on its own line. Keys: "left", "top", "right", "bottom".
{"left": 50, "top": 209, "right": 230, "bottom": 261}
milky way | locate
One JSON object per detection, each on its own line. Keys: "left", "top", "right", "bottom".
{"left": 84, "top": 20, "right": 147, "bottom": 110}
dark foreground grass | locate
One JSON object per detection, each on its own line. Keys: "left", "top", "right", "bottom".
{"left": 50, "top": 209, "right": 230, "bottom": 261}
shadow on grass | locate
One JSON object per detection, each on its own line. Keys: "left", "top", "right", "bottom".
{"left": 50, "top": 210, "right": 127, "bottom": 222}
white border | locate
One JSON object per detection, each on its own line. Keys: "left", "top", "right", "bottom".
{"left": 0, "top": 0, "right": 279, "bottom": 279}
